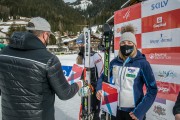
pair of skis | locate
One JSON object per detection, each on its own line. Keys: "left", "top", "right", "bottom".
{"left": 99, "top": 23, "right": 113, "bottom": 120}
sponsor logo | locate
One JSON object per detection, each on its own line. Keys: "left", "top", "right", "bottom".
{"left": 157, "top": 82, "right": 180, "bottom": 101}
{"left": 123, "top": 9, "right": 130, "bottom": 20}
{"left": 128, "top": 68, "right": 136, "bottom": 73}
{"left": 153, "top": 105, "right": 166, "bottom": 116}
{"left": 126, "top": 73, "right": 136, "bottom": 78}
{"left": 63, "top": 70, "right": 67, "bottom": 76}
{"left": 153, "top": 17, "right": 166, "bottom": 28}
{"left": 116, "top": 27, "right": 121, "bottom": 33}
{"left": 158, "top": 86, "right": 169, "bottom": 93}
{"left": 158, "top": 70, "right": 176, "bottom": 79}
{"left": 151, "top": 0, "right": 168, "bottom": 10}
{"left": 157, "top": 16, "right": 163, "bottom": 23}
{"left": 157, "top": 82, "right": 180, "bottom": 94}
{"left": 149, "top": 53, "right": 171, "bottom": 60}
{"left": 150, "top": 34, "right": 172, "bottom": 44}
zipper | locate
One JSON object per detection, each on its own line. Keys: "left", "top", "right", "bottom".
{"left": 119, "top": 57, "right": 130, "bottom": 91}
{"left": 119, "top": 66, "right": 123, "bottom": 91}
{"left": 118, "top": 57, "right": 130, "bottom": 107}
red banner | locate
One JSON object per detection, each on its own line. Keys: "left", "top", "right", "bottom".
{"left": 114, "top": 3, "right": 141, "bottom": 24}
{"left": 142, "top": 9, "right": 180, "bottom": 33}
{"left": 156, "top": 81, "right": 180, "bottom": 102}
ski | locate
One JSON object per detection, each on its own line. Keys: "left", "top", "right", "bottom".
{"left": 99, "top": 23, "right": 113, "bottom": 120}
{"left": 84, "top": 27, "right": 92, "bottom": 120}
{"left": 79, "top": 27, "right": 93, "bottom": 120}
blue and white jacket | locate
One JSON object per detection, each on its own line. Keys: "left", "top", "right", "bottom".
{"left": 97, "top": 50, "right": 158, "bottom": 120}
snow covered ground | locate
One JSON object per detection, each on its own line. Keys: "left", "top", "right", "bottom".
{"left": 58, "top": 52, "right": 115, "bottom": 66}
{"left": 0, "top": 53, "right": 115, "bottom": 120}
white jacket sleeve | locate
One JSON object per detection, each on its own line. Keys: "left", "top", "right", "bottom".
{"left": 93, "top": 53, "right": 104, "bottom": 78}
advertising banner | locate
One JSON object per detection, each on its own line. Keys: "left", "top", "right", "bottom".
{"left": 114, "top": 0, "right": 180, "bottom": 119}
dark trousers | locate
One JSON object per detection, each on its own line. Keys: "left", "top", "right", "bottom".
{"left": 111, "top": 110, "right": 146, "bottom": 120}
{"left": 91, "top": 91, "right": 100, "bottom": 120}
{"left": 81, "top": 88, "right": 100, "bottom": 120}
{"left": 111, "top": 110, "right": 133, "bottom": 120}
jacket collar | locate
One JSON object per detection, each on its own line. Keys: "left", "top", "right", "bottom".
{"left": 9, "top": 31, "right": 46, "bottom": 50}
{"left": 115, "top": 50, "right": 146, "bottom": 64}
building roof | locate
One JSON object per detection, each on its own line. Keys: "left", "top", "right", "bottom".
{"left": 0, "top": 19, "right": 29, "bottom": 33}
{"left": 62, "top": 37, "right": 78, "bottom": 43}
{"left": 0, "top": 26, "right": 10, "bottom": 33}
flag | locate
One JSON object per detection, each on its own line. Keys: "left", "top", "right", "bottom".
{"left": 67, "top": 64, "right": 84, "bottom": 84}
{"left": 101, "top": 82, "right": 118, "bottom": 116}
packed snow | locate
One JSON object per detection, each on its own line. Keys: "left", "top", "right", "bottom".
{"left": 71, "top": 0, "right": 92, "bottom": 10}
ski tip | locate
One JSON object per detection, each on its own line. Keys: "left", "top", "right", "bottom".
{"left": 103, "top": 23, "right": 112, "bottom": 32}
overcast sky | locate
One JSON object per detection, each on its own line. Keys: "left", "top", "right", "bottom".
{"left": 64, "top": 0, "right": 76, "bottom": 3}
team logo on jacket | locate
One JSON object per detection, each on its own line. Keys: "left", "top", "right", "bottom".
{"left": 127, "top": 68, "right": 136, "bottom": 73}
{"left": 113, "top": 66, "right": 119, "bottom": 75}
{"left": 126, "top": 73, "right": 136, "bottom": 78}
{"left": 153, "top": 105, "right": 166, "bottom": 116}
{"left": 126, "top": 67, "right": 138, "bottom": 78}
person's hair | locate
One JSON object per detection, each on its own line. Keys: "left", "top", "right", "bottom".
{"left": 27, "top": 22, "right": 44, "bottom": 37}
{"left": 119, "top": 24, "right": 137, "bottom": 60}
{"left": 76, "top": 55, "right": 83, "bottom": 64}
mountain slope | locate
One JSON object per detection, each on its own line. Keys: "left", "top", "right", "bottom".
{"left": 0, "top": 0, "right": 86, "bottom": 34}
{"left": 69, "top": 0, "right": 131, "bottom": 26}
{"left": 70, "top": 0, "right": 92, "bottom": 10}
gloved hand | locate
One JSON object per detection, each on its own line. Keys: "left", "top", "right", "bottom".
{"left": 78, "top": 86, "right": 90, "bottom": 97}
{"left": 76, "top": 80, "right": 83, "bottom": 89}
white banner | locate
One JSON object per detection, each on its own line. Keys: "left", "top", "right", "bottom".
{"left": 151, "top": 64, "right": 180, "bottom": 84}
{"left": 146, "top": 100, "right": 175, "bottom": 120}
{"left": 114, "top": 0, "right": 179, "bottom": 120}
{"left": 142, "top": 28, "right": 180, "bottom": 48}
{"left": 142, "top": 0, "right": 180, "bottom": 17}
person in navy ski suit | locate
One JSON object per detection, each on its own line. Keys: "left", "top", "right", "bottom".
{"left": 96, "top": 24, "right": 157, "bottom": 120}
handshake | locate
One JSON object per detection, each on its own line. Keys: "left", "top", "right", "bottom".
{"left": 76, "top": 80, "right": 94, "bottom": 97}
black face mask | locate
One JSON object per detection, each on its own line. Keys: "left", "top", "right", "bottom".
{"left": 120, "top": 45, "right": 134, "bottom": 56}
